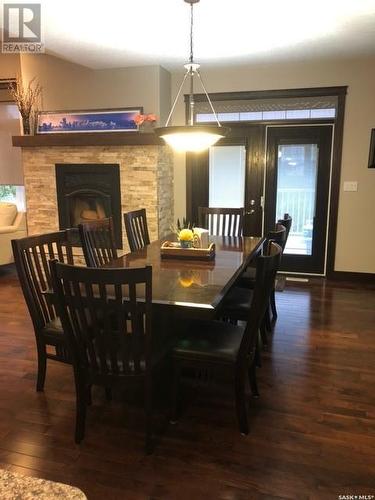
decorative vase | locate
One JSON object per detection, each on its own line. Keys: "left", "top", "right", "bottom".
{"left": 139, "top": 121, "right": 155, "bottom": 133}
{"left": 180, "top": 240, "right": 193, "bottom": 248}
{"left": 21, "top": 115, "right": 31, "bottom": 135}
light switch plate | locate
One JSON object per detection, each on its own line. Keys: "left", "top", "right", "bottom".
{"left": 343, "top": 181, "right": 358, "bottom": 192}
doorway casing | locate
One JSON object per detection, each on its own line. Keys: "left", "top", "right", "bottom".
{"left": 185, "top": 86, "right": 347, "bottom": 277}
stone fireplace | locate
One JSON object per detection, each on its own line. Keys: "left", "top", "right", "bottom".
{"left": 55, "top": 163, "right": 122, "bottom": 247}
{"left": 15, "top": 137, "right": 174, "bottom": 251}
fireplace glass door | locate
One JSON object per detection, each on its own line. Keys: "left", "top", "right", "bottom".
{"left": 55, "top": 164, "right": 122, "bottom": 248}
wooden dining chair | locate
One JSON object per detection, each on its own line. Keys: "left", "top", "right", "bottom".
{"left": 267, "top": 223, "right": 287, "bottom": 323}
{"left": 78, "top": 217, "right": 118, "bottom": 267}
{"left": 171, "top": 242, "right": 282, "bottom": 434}
{"left": 231, "top": 222, "right": 286, "bottom": 343}
{"left": 124, "top": 208, "right": 150, "bottom": 252}
{"left": 11, "top": 230, "right": 75, "bottom": 391}
{"left": 277, "top": 214, "right": 292, "bottom": 246}
{"left": 198, "top": 207, "right": 244, "bottom": 237}
{"left": 268, "top": 223, "right": 287, "bottom": 253}
{"left": 50, "top": 260, "right": 158, "bottom": 452}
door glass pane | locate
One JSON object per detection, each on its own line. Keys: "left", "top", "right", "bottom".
{"left": 276, "top": 144, "right": 318, "bottom": 255}
{"left": 209, "top": 145, "right": 246, "bottom": 208}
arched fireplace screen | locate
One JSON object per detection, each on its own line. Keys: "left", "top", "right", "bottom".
{"left": 55, "top": 164, "right": 122, "bottom": 248}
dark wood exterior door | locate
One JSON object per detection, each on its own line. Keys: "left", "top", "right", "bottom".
{"left": 265, "top": 125, "right": 333, "bottom": 274}
{"left": 186, "top": 125, "right": 264, "bottom": 236}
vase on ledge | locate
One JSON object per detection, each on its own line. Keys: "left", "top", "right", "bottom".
{"left": 21, "top": 115, "right": 31, "bottom": 135}
{"left": 180, "top": 240, "right": 193, "bottom": 249}
{"left": 139, "top": 121, "right": 155, "bottom": 133}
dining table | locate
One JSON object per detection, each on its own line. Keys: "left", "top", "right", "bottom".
{"left": 46, "top": 233, "right": 265, "bottom": 406}
{"left": 103, "top": 234, "right": 265, "bottom": 321}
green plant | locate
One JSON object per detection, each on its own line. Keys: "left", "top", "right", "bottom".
{"left": 177, "top": 217, "right": 194, "bottom": 231}
{"left": 170, "top": 217, "right": 194, "bottom": 236}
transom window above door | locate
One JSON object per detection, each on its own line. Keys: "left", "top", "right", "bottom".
{"left": 193, "top": 95, "right": 337, "bottom": 124}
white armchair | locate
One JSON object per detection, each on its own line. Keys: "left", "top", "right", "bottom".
{"left": 0, "top": 202, "right": 27, "bottom": 265}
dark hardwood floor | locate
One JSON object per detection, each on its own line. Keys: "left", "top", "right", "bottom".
{"left": 0, "top": 264, "right": 374, "bottom": 499}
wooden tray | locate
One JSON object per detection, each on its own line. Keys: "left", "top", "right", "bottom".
{"left": 161, "top": 241, "right": 215, "bottom": 260}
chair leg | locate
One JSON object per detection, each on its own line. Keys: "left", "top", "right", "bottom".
{"left": 255, "top": 333, "right": 262, "bottom": 368}
{"left": 36, "top": 341, "right": 47, "bottom": 392}
{"left": 248, "top": 362, "right": 259, "bottom": 399}
{"left": 264, "top": 307, "right": 272, "bottom": 333}
{"left": 86, "top": 385, "right": 92, "bottom": 406}
{"left": 74, "top": 372, "right": 87, "bottom": 444}
{"left": 104, "top": 387, "right": 112, "bottom": 401}
{"left": 270, "top": 289, "right": 278, "bottom": 322}
{"left": 260, "top": 320, "right": 268, "bottom": 348}
{"left": 145, "top": 374, "right": 153, "bottom": 455}
{"left": 170, "top": 360, "right": 181, "bottom": 424}
{"left": 235, "top": 373, "right": 249, "bottom": 435}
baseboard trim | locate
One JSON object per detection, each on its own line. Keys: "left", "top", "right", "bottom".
{"left": 328, "top": 271, "right": 375, "bottom": 283}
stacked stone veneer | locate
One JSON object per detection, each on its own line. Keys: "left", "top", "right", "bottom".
{"left": 21, "top": 145, "right": 174, "bottom": 251}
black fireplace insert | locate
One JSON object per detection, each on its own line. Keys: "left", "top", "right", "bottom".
{"left": 55, "top": 164, "right": 122, "bottom": 248}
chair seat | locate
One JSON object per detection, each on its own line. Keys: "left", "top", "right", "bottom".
{"left": 241, "top": 266, "right": 256, "bottom": 280}
{"left": 173, "top": 320, "right": 245, "bottom": 363}
{"left": 41, "top": 318, "right": 65, "bottom": 343}
{"left": 236, "top": 265, "right": 256, "bottom": 289}
{"left": 222, "top": 286, "right": 254, "bottom": 317}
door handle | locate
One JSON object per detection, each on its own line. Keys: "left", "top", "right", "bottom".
{"left": 245, "top": 209, "right": 256, "bottom": 215}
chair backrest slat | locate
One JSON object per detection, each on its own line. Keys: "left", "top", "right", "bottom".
{"left": 12, "top": 231, "right": 75, "bottom": 332}
{"left": 50, "top": 262, "right": 153, "bottom": 380}
{"left": 277, "top": 214, "right": 293, "bottom": 250}
{"left": 124, "top": 209, "right": 150, "bottom": 252}
{"left": 267, "top": 223, "right": 287, "bottom": 251}
{"left": 198, "top": 207, "right": 244, "bottom": 237}
{"left": 78, "top": 217, "right": 118, "bottom": 268}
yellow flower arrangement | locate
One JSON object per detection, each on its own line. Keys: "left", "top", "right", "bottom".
{"left": 178, "top": 228, "right": 194, "bottom": 242}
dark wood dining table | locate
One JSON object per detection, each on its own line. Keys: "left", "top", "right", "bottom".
{"left": 103, "top": 234, "right": 264, "bottom": 320}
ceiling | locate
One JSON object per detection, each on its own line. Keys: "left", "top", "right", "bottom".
{"left": 7, "top": 0, "right": 375, "bottom": 69}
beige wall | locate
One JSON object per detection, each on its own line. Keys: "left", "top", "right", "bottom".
{"left": 19, "top": 54, "right": 170, "bottom": 123}
{"left": 0, "top": 104, "right": 22, "bottom": 184}
{"left": 171, "top": 56, "right": 375, "bottom": 274}
{"left": 0, "top": 54, "right": 21, "bottom": 79}
{"left": 159, "top": 66, "right": 172, "bottom": 126}
{"left": 0, "top": 54, "right": 22, "bottom": 184}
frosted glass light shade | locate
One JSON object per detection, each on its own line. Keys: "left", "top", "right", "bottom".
{"left": 155, "top": 125, "right": 228, "bottom": 152}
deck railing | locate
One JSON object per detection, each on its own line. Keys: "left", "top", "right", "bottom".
{"left": 276, "top": 188, "right": 315, "bottom": 235}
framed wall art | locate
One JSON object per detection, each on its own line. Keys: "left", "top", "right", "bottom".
{"left": 36, "top": 107, "right": 143, "bottom": 134}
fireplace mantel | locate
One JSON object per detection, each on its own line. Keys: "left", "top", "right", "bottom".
{"left": 12, "top": 132, "right": 164, "bottom": 147}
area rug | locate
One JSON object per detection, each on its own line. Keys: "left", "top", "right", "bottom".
{"left": 0, "top": 469, "right": 86, "bottom": 500}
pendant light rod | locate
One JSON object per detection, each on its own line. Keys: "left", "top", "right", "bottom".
{"left": 189, "top": 1, "right": 194, "bottom": 64}
{"left": 188, "top": 0, "right": 195, "bottom": 126}
{"left": 196, "top": 70, "right": 221, "bottom": 126}
{"left": 165, "top": 69, "right": 189, "bottom": 127}
{"left": 165, "top": 0, "right": 221, "bottom": 128}
{"left": 155, "top": 0, "right": 229, "bottom": 153}
{"left": 189, "top": 67, "right": 194, "bottom": 126}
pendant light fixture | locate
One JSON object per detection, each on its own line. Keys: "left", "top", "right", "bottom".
{"left": 155, "top": 0, "right": 229, "bottom": 152}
